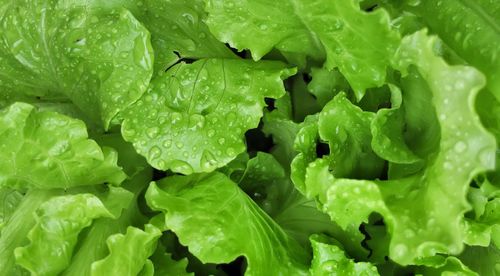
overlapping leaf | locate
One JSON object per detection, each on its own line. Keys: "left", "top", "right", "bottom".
{"left": 122, "top": 59, "right": 294, "bottom": 174}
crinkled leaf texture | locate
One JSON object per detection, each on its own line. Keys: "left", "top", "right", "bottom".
{"left": 0, "top": 0, "right": 153, "bottom": 127}
{"left": 135, "top": 0, "right": 235, "bottom": 73}
{"left": 310, "top": 234, "right": 379, "bottom": 276}
{"left": 409, "top": 0, "right": 500, "bottom": 98}
{"left": 293, "top": 30, "right": 496, "bottom": 265}
{"left": 205, "top": 0, "right": 400, "bottom": 99}
{"left": 14, "top": 194, "right": 113, "bottom": 276}
{"left": 0, "top": 103, "right": 126, "bottom": 189}
{"left": 0, "top": 189, "right": 62, "bottom": 275}
{"left": 91, "top": 224, "right": 161, "bottom": 276}
{"left": 145, "top": 172, "right": 309, "bottom": 276}
{"left": 122, "top": 59, "right": 294, "bottom": 174}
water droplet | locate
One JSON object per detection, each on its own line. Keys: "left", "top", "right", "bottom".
{"left": 393, "top": 244, "right": 408, "bottom": 258}
{"left": 163, "top": 139, "right": 172, "bottom": 148}
{"left": 259, "top": 24, "right": 268, "bottom": 31}
{"left": 479, "top": 148, "right": 495, "bottom": 167}
{"left": 454, "top": 141, "right": 467, "bottom": 153}
{"left": 218, "top": 138, "right": 225, "bottom": 145}
{"left": 188, "top": 114, "right": 205, "bottom": 129}
{"left": 333, "top": 19, "right": 344, "bottom": 30}
{"left": 149, "top": 146, "right": 161, "bottom": 160}
{"left": 175, "top": 142, "right": 184, "bottom": 149}
{"left": 321, "top": 260, "right": 336, "bottom": 272}
{"left": 170, "top": 160, "right": 193, "bottom": 174}
{"left": 201, "top": 150, "right": 217, "bottom": 170}
{"left": 146, "top": 127, "right": 159, "bottom": 138}
{"left": 226, "top": 147, "right": 235, "bottom": 156}
{"left": 207, "top": 129, "right": 215, "bottom": 137}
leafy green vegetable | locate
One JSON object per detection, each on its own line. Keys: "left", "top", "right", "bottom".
{"left": 0, "top": 0, "right": 153, "bottom": 127}
{"left": 122, "top": 59, "right": 294, "bottom": 174}
{"left": 0, "top": 103, "right": 126, "bottom": 189}
{"left": 146, "top": 172, "right": 310, "bottom": 275}
{"left": 0, "top": 0, "right": 498, "bottom": 274}
{"left": 15, "top": 194, "right": 113, "bottom": 275}
{"left": 91, "top": 224, "right": 161, "bottom": 276}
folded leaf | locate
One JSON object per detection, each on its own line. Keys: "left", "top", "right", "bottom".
{"left": 205, "top": 0, "right": 400, "bottom": 99}
{"left": 62, "top": 169, "right": 151, "bottom": 276}
{"left": 145, "top": 172, "right": 309, "bottom": 275}
{"left": 0, "top": 103, "right": 126, "bottom": 189}
{"left": 300, "top": 30, "right": 497, "bottom": 265}
{"left": 408, "top": 0, "right": 500, "bottom": 97}
{"left": 0, "top": 189, "right": 62, "bottom": 275}
{"left": 91, "top": 224, "right": 161, "bottom": 276}
{"left": 122, "top": 59, "right": 294, "bottom": 174}
{"left": 370, "top": 84, "right": 421, "bottom": 164}
{"left": 15, "top": 194, "right": 113, "bottom": 276}
{"left": 310, "top": 234, "right": 379, "bottom": 276}
{"left": 0, "top": 0, "right": 153, "bottom": 127}
{"left": 0, "top": 188, "right": 23, "bottom": 231}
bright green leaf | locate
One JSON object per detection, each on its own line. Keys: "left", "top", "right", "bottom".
{"left": 0, "top": 1, "right": 153, "bottom": 127}
{"left": 122, "top": 59, "right": 294, "bottom": 174}
{"left": 145, "top": 172, "right": 309, "bottom": 276}
{"left": 0, "top": 103, "right": 126, "bottom": 189}
{"left": 91, "top": 224, "right": 161, "bottom": 276}
{"left": 15, "top": 194, "right": 113, "bottom": 276}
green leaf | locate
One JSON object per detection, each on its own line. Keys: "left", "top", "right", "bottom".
{"left": 150, "top": 245, "right": 193, "bottom": 276}
{"left": 318, "top": 93, "right": 384, "bottom": 179}
{"left": 62, "top": 170, "right": 151, "bottom": 276}
{"left": 0, "top": 188, "right": 23, "bottom": 232}
{"left": 90, "top": 224, "right": 161, "bottom": 276}
{"left": 205, "top": 0, "right": 400, "bottom": 99}
{"left": 15, "top": 194, "right": 113, "bottom": 276}
{"left": 145, "top": 172, "right": 309, "bottom": 276}
{"left": 0, "top": 1, "right": 153, "bottom": 127}
{"left": 122, "top": 59, "right": 294, "bottom": 174}
{"left": 262, "top": 94, "right": 302, "bottom": 169}
{"left": 204, "top": 0, "right": 324, "bottom": 61}
{"left": 0, "top": 103, "right": 126, "bottom": 189}
{"left": 370, "top": 84, "right": 422, "bottom": 164}
{"left": 408, "top": 0, "right": 500, "bottom": 97}
{"left": 301, "top": 30, "right": 497, "bottom": 265}
{"left": 414, "top": 256, "right": 478, "bottom": 276}
{"left": 309, "top": 234, "right": 379, "bottom": 276}
{"left": 307, "top": 67, "right": 349, "bottom": 107}
{"left": 136, "top": 0, "right": 235, "bottom": 73}
{"left": 0, "top": 189, "right": 63, "bottom": 275}
{"left": 458, "top": 245, "right": 500, "bottom": 276}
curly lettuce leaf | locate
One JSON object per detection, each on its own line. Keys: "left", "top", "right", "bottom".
{"left": 122, "top": 59, "right": 294, "bottom": 174}
{"left": 310, "top": 234, "right": 379, "bottom": 276}
{"left": 307, "top": 67, "right": 349, "bottom": 107}
{"left": 205, "top": 0, "right": 399, "bottom": 99}
{"left": 291, "top": 93, "right": 384, "bottom": 195}
{"left": 370, "top": 84, "right": 421, "bottom": 164}
{"left": 0, "top": 0, "right": 153, "bottom": 127}
{"left": 407, "top": 0, "right": 500, "bottom": 97}
{"left": 0, "top": 189, "right": 62, "bottom": 275}
{"left": 262, "top": 94, "right": 302, "bottom": 169}
{"left": 297, "top": 30, "right": 496, "bottom": 265}
{"left": 145, "top": 172, "right": 309, "bottom": 276}
{"left": 0, "top": 188, "right": 23, "bottom": 231}
{"left": 62, "top": 168, "right": 152, "bottom": 276}
{"left": 14, "top": 194, "right": 113, "bottom": 276}
{"left": 0, "top": 103, "right": 126, "bottom": 189}
{"left": 149, "top": 244, "right": 193, "bottom": 276}
{"left": 90, "top": 224, "right": 161, "bottom": 276}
